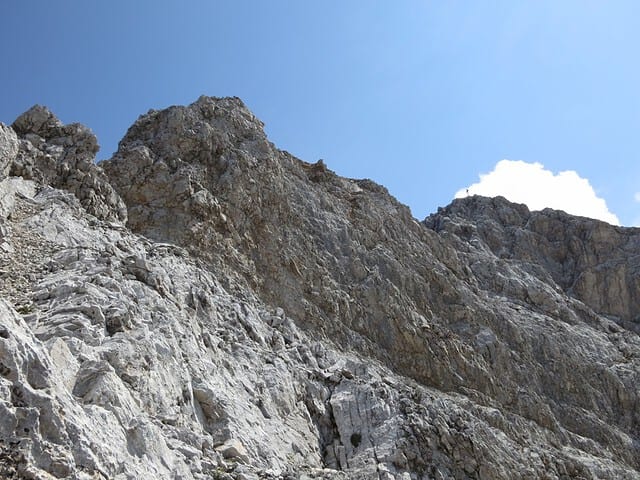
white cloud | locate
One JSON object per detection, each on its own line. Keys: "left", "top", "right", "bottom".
{"left": 455, "top": 160, "right": 620, "bottom": 225}
{"left": 634, "top": 192, "right": 640, "bottom": 203}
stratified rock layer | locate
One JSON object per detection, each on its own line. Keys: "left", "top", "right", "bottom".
{"left": 0, "top": 97, "right": 638, "bottom": 479}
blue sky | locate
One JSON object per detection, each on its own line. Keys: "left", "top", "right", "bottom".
{"left": 2, "top": 1, "right": 639, "bottom": 224}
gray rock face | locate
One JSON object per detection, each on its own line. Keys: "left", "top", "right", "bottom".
{"left": 1, "top": 98, "right": 639, "bottom": 479}
{"left": 9, "top": 105, "right": 127, "bottom": 222}
{"left": 0, "top": 123, "right": 18, "bottom": 179}
{"left": 425, "top": 195, "right": 640, "bottom": 329}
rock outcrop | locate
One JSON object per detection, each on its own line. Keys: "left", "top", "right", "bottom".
{"left": 9, "top": 106, "right": 127, "bottom": 223}
{"left": 425, "top": 196, "right": 640, "bottom": 330}
{"left": 0, "top": 123, "right": 18, "bottom": 179}
{"left": 0, "top": 97, "right": 639, "bottom": 479}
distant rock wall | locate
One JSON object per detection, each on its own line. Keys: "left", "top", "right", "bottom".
{"left": 0, "top": 123, "right": 18, "bottom": 179}
{"left": 425, "top": 196, "right": 640, "bottom": 328}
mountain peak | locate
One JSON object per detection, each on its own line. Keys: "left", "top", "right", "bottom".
{"left": 0, "top": 97, "right": 638, "bottom": 479}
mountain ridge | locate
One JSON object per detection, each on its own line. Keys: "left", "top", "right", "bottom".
{"left": 0, "top": 96, "right": 638, "bottom": 479}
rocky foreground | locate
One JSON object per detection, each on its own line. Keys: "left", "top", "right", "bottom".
{"left": 0, "top": 97, "right": 638, "bottom": 479}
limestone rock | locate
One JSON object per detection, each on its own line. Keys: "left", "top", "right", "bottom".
{"left": 425, "top": 195, "right": 640, "bottom": 329}
{"left": 0, "top": 97, "right": 638, "bottom": 479}
{"left": 10, "top": 105, "right": 127, "bottom": 222}
{"left": 216, "top": 439, "right": 250, "bottom": 463}
{"left": 0, "top": 123, "right": 18, "bottom": 180}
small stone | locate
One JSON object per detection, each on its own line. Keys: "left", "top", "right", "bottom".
{"left": 215, "top": 439, "right": 250, "bottom": 463}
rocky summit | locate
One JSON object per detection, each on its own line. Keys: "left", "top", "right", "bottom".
{"left": 0, "top": 97, "right": 638, "bottom": 480}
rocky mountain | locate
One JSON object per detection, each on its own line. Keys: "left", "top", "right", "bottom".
{"left": 0, "top": 96, "right": 638, "bottom": 480}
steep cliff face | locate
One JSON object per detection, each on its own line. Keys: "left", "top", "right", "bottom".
{"left": 425, "top": 196, "right": 640, "bottom": 329}
{"left": 0, "top": 97, "right": 639, "bottom": 480}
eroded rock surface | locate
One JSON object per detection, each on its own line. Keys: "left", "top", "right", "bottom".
{"left": 425, "top": 195, "right": 640, "bottom": 329}
{"left": 0, "top": 123, "right": 18, "bottom": 180}
{"left": 9, "top": 106, "right": 127, "bottom": 222}
{"left": 0, "top": 98, "right": 638, "bottom": 479}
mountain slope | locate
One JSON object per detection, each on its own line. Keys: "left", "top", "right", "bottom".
{"left": 0, "top": 97, "right": 638, "bottom": 479}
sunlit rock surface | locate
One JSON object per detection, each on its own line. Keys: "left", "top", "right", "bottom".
{"left": 0, "top": 97, "right": 638, "bottom": 479}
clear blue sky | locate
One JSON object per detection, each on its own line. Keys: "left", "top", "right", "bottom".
{"left": 2, "top": 1, "right": 639, "bottom": 224}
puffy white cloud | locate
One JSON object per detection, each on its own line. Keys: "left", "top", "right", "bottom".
{"left": 455, "top": 160, "right": 620, "bottom": 225}
{"left": 634, "top": 192, "right": 640, "bottom": 203}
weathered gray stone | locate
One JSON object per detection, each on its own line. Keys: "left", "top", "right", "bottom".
{"left": 0, "top": 97, "right": 638, "bottom": 479}
{"left": 215, "top": 438, "right": 250, "bottom": 463}
{"left": 9, "top": 105, "right": 127, "bottom": 222}
{"left": 426, "top": 195, "right": 640, "bottom": 329}
{"left": 0, "top": 123, "right": 18, "bottom": 180}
